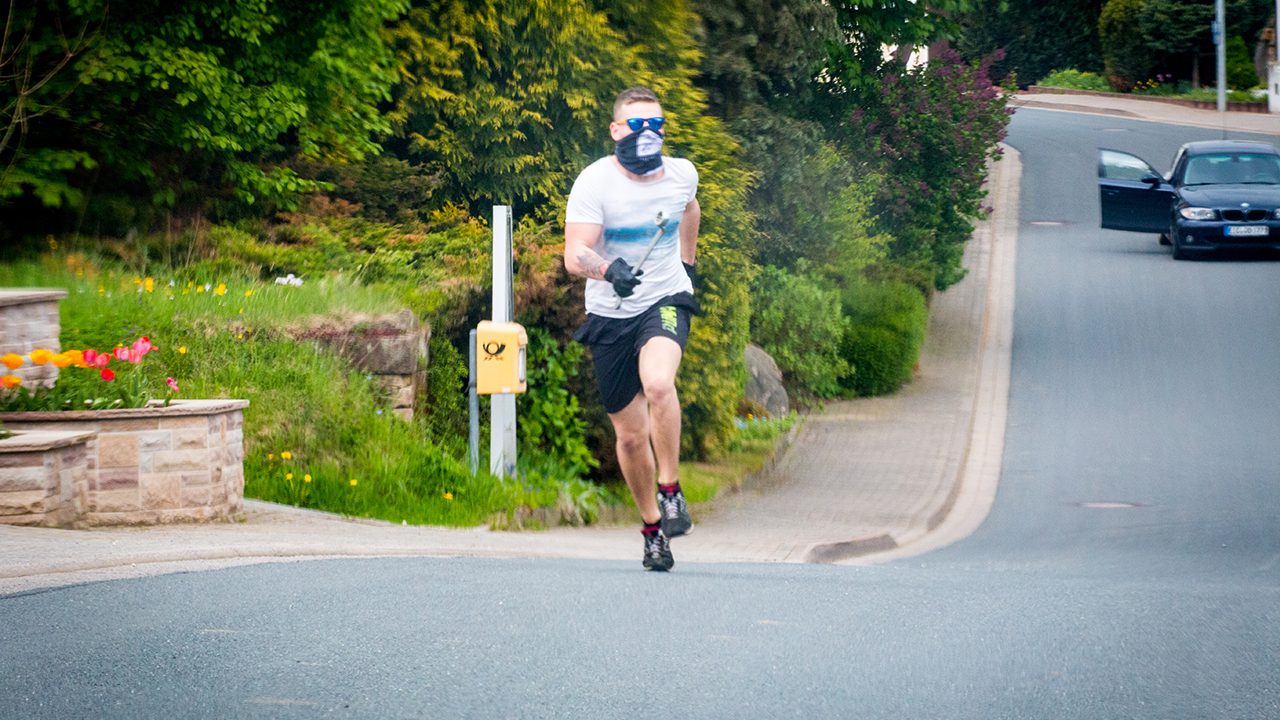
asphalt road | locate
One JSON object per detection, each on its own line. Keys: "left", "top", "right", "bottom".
{"left": 2, "top": 110, "right": 1278, "bottom": 719}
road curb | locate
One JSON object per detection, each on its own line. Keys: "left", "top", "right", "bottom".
{"left": 836, "top": 144, "right": 1020, "bottom": 566}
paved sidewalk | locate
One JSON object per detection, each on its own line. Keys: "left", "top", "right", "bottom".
{"left": 1014, "top": 90, "right": 1280, "bottom": 133}
{"left": 0, "top": 147, "right": 1022, "bottom": 596}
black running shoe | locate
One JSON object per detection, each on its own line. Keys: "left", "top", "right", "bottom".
{"left": 657, "top": 487, "right": 693, "bottom": 538}
{"left": 642, "top": 529, "right": 674, "bottom": 571}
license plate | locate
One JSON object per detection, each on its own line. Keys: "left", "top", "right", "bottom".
{"left": 1225, "top": 225, "right": 1269, "bottom": 237}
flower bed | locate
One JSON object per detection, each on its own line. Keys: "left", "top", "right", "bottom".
{"left": 0, "top": 399, "right": 248, "bottom": 526}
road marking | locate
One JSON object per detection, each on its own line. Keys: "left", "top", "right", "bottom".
{"left": 1076, "top": 501, "right": 1148, "bottom": 509}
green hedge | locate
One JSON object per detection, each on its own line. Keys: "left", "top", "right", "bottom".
{"left": 839, "top": 280, "right": 928, "bottom": 396}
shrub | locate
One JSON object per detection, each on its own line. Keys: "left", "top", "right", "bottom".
{"left": 1099, "top": 0, "right": 1154, "bottom": 92}
{"left": 839, "top": 280, "right": 928, "bottom": 396}
{"left": 1226, "top": 36, "right": 1260, "bottom": 90}
{"left": 519, "top": 328, "right": 596, "bottom": 479}
{"left": 850, "top": 48, "right": 1010, "bottom": 292}
{"left": 750, "top": 264, "right": 848, "bottom": 398}
{"left": 1038, "top": 68, "right": 1115, "bottom": 92}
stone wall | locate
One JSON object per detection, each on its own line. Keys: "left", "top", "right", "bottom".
{"left": 1, "top": 400, "right": 248, "bottom": 526}
{"left": 0, "top": 430, "right": 93, "bottom": 527}
{"left": 290, "top": 309, "right": 429, "bottom": 420}
{"left": 0, "top": 289, "right": 68, "bottom": 389}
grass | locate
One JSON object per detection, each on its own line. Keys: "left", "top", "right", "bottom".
{"left": 0, "top": 254, "right": 592, "bottom": 527}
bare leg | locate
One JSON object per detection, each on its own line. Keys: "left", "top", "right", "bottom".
{"left": 608, "top": 394, "right": 660, "bottom": 524}
{"left": 638, "top": 337, "right": 683, "bottom": 487}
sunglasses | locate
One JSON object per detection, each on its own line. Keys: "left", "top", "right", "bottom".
{"left": 622, "top": 116, "right": 665, "bottom": 132}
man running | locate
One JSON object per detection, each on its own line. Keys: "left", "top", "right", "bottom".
{"left": 563, "top": 86, "right": 700, "bottom": 571}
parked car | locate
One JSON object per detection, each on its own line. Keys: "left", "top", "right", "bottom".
{"left": 1097, "top": 140, "right": 1280, "bottom": 259}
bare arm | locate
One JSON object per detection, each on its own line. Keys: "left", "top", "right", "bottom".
{"left": 680, "top": 197, "right": 700, "bottom": 264}
{"left": 564, "top": 222, "right": 610, "bottom": 280}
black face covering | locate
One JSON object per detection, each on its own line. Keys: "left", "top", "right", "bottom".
{"left": 615, "top": 128, "right": 664, "bottom": 175}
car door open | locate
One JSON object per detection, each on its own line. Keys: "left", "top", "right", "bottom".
{"left": 1098, "top": 149, "right": 1177, "bottom": 233}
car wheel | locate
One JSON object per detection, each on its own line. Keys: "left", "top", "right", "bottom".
{"left": 1158, "top": 233, "right": 1171, "bottom": 246}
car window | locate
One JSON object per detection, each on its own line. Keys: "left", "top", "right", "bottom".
{"left": 1182, "top": 153, "right": 1280, "bottom": 185}
{"left": 1099, "top": 149, "right": 1158, "bottom": 181}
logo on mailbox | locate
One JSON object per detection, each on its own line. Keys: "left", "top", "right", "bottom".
{"left": 481, "top": 341, "right": 506, "bottom": 359}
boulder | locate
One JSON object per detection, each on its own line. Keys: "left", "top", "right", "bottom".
{"left": 744, "top": 343, "right": 788, "bottom": 418}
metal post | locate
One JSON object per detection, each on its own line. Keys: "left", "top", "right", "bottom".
{"left": 468, "top": 328, "right": 479, "bottom": 476}
{"left": 489, "top": 206, "right": 517, "bottom": 478}
{"left": 1215, "top": 0, "right": 1227, "bottom": 114}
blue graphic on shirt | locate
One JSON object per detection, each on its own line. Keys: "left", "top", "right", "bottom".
{"left": 603, "top": 222, "right": 680, "bottom": 264}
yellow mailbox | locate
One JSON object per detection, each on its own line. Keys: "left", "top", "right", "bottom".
{"left": 475, "top": 321, "right": 527, "bottom": 395}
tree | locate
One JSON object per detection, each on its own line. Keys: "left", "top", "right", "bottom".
{"left": 386, "top": 0, "right": 632, "bottom": 215}
{"left": 955, "top": 0, "right": 1105, "bottom": 86}
{"left": 1, "top": 0, "right": 407, "bottom": 230}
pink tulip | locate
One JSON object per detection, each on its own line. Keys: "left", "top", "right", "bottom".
{"left": 114, "top": 347, "right": 129, "bottom": 362}
{"left": 132, "top": 336, "right": 153, "bottom": 356}
{"left": 166, "top": 377, "right": 179, "bottom": 394}
{"left": 84, "top": 349, "right": 97, "bottom": 366}
{"left": 93, "top": 353, "right": 110, "bottom": 369}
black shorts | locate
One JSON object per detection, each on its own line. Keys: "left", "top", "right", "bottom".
{"left": 573, "top": 293, "right": 698, "bottom": 414}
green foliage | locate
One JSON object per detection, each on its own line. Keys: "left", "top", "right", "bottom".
{"left": 1038, "top": 68, "right": 1115, "bottom": 92}
{"left": 750, "top": 264, "right": 849, "bottom": 398}
{"left": 421, "top": 334, "right": 469, "bottom": 447}
{"left": 387, "top": 0, "right": 628, "bottom": 213}
{"left": 1100, "top": 0, "right": 1159, "bottom": 91}
{"left": 1225, "top": 36, "right": 1260, "bottom": 89}
{"left": 955, "top": 0, "right": 1105, "bottom": 86}
{"left": 851, "top": 50, "right": 1010, "bottom": 292}
{"left": 2, "top": 0, "right": 406, "bottom": 219}
{"left": 518, "top": 328, "right": 596, "bottom": 479}
{"left": 839, "top": 280, "right": 928, "bottom": 396}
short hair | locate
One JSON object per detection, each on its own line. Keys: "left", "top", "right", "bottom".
{"left": 613, "top": 86, "right": 661, "bottom": 119}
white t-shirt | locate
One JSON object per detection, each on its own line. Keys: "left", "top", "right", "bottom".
{"left": 565, "top": 156, "right": 698, "bottom": 318}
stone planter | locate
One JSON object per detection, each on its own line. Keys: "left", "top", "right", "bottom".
{"left": 0, "top": 399, "right": 248, "bottom": 526}
{"left": 0, "top": 429, "right": 94, "bottom": 527}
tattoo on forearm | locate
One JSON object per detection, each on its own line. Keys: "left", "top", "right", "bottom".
{"left": 575, "top": 248, "right": 609, "bottom": 280}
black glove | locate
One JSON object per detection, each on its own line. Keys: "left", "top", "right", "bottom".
{"left": 683, "top": 261, "right": 697, "bottom": 289}
{"left": 604, "top": 257, "right": 641, "bottom": 298}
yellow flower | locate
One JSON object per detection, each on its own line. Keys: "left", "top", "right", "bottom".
{"left": 349, "top": 478, "right": 358, "bottom": 487}
{"left": 244, "top": 289, "right": 253, "bottom": 298}
{"left": 28, "top": 348, "right": 53, "bottom": 365}
{"left": 267, "top": 453, "right": 275, "bottom": 461}
{"left": 285, "top": 473, "right": 294, "bottom": 481}
{"left": 133, "top": 277, "right": 142, "bottom": 286}
{"left": 98, "top": 286, "right": 105, "bottom": 295}
{"left": 196, "top": 285, "right": 206, "bottom": 294}
{"left": 1, "top": 375, "right": 22, "bottom": 390}
{"left": 281, "top": 451, "right": 292, "bottom": 460}
{"left": 178, "top": 346, "right": 187, "bottom": 355}
{"left": 443, "top": 492, "right": 454, "bottom": 502}
{"left": 50, "top": 352, "right": 74, "bottom": 369}
{"left": 1, "top": 353, "right": 23, "bottom": 370}
{"left": 303, "top": 474, "right": 312, "bottom": 483}
{"left": 213, "top": 283, "right": 227, "bottom": 296}
{"left": 64, "top": 349, "right": 86, "bottom": 368}
{"left": 144, "top": 277, "right": 155, "bottom": 293}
